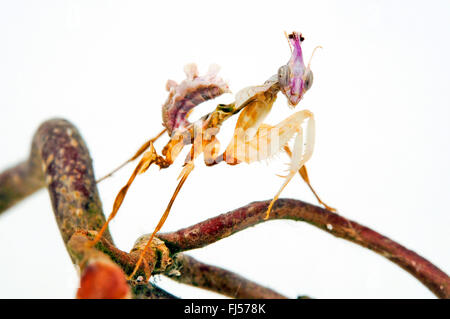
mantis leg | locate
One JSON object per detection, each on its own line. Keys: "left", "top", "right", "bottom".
{"left": 88, "top": 141, "right": 173, "bottom": 248}
{"left": 224, "top": 110, "right": 316, "bottom": 219}
{"left": 283, "top": 146, "right": 336, "bottom": 212}
{"left": 129, "top": 123, "right": 204, "bottom": 280}
{"left": 96, "top": 128, "right": 167, "bottom": 183}
{"left": 128, "top": 161, "right": 195, "bottom": 280}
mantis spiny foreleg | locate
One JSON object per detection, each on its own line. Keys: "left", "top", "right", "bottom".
{"left": 223, "top": 109, "right": 316, "bottom": 219}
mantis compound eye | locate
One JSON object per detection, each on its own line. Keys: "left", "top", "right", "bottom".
{"left": 278, "top": 65, "right": 290, "bottom": 88}
{"left": 303, "top": 69, "right": 313, "bottom": 91}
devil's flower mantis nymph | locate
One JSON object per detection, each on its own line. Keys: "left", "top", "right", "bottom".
{"left": 90, "top": 32, "right": 335, "bottom": 280}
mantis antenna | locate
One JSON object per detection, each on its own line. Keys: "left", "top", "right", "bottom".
{"left": 307, "top": 45, "right": 323, "bottom": 69}
{"left": 284, "top": 31, "right": 293, "bottom": 53}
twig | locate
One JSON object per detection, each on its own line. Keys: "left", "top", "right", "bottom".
{"left": 0, "top": 154, "right": 44, "bottom": 215}
{"left": 32, "top": 118, "right": 113, "bottom": 244}
{"left": 68, "top": 230, "right": 176, "bottom": 299}
{"left": 131, "top": 281, "right": 178, "bottom": 299}
{"left": 167, "top": 254, "right": 287, "bottom": 299}
{"left": 156, "top": 199, "right": 450, "bottom": 299}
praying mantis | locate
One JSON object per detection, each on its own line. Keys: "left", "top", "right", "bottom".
{"left": 89, "top": 32, "right": 335, "bottom": 280}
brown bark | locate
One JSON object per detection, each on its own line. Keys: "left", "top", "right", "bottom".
{"left": 0, "top": 158, "right": 44, "bottom": 214}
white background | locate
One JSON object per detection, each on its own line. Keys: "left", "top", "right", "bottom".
{"left": 0, "top": 1, "right": 449, "bottom": 298}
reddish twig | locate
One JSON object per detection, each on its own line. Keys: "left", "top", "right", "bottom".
{"left": 68, "top": 230, "right": 177, "bottom": 299}
{"left": 32, "top": 118, "right": 113, "bottom": 244}
{"left": 131, "top": 281, "right": 178, "bottom": 299}
{"left": 167, "top": 254, "right": 287, "bottom": 299}
{"left": 157, "top": 199, "right": 450, "bottom": 299}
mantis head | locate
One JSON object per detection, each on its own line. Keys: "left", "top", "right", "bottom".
{"left": 278, "top": 32, "right": 315, "bottom": 107}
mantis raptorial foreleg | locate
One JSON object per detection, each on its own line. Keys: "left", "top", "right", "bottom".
{"left": 265, "top": 111, "right": 315, "bottom": 219}
{"left": 283, "top": 146, "right": 336, "bottom": 212}
{"left": 223, "top": 110, "right": 316, "bottom": 219}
